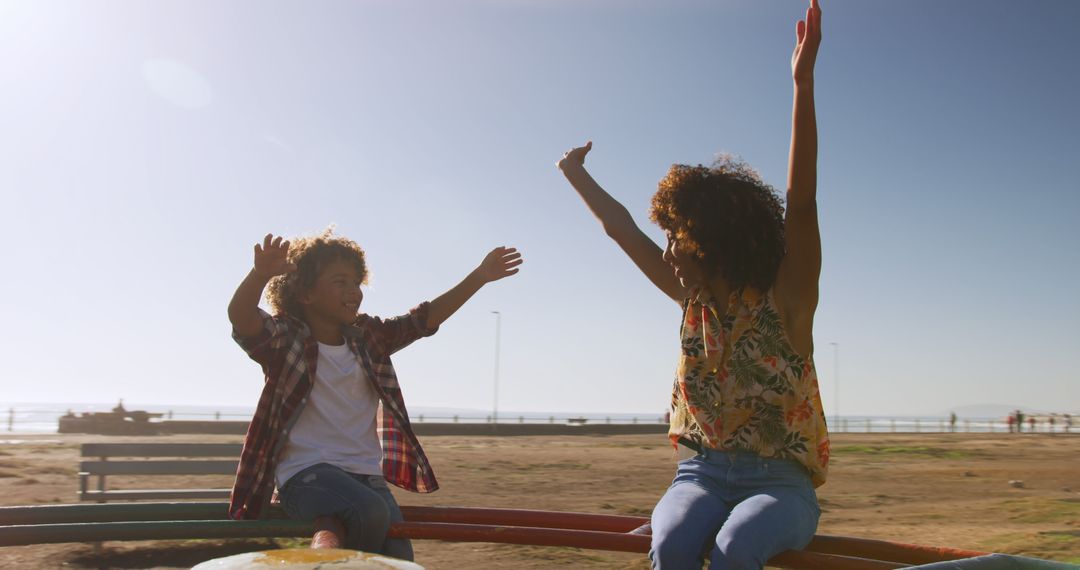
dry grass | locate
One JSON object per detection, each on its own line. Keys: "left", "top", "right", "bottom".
{"left": 0, "top": 432, "right": 1077, "bottom": 568}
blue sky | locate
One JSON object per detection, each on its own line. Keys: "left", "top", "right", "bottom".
{"left": 1, "top": 0, "right": 1077, "bottom": 416}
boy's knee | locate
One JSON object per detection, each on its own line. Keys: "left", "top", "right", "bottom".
{"left": 339, "top": 499, "right": 391, "bottom": 551}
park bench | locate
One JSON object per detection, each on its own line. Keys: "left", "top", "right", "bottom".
{"left": 78, "top": 443, "right": 242, "bottom": 503}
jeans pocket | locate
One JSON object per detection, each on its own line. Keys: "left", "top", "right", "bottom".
{"left": 279, "top": 464, "right": 326, "bottom": 517}
{"left": 366, "top": 475, "right": 389, "bottom": 490}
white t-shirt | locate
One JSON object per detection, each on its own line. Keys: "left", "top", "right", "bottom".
{"left": 275, "top": 341, "right": 383, "bottom": 487}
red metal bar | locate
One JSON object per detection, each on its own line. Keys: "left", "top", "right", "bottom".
{"left": 388, "top": 522, "right": 905, "bottom": 570}
{"left": 768, "top": 550, "right": 906, "bottom": 570}
{"left": 390, "top": 521, "right": 648, "bottom": 552}
{"left": 400, "top": 506, "right": 645, "bottom": 533}
{"left": 808, "top": 535, "right": 989, "bottom": 566}
{"left": 397, "top": 507, "right": 988, "bottom": 566}
{"left": 0, "top": 502, "right": 991, "bottom": 568}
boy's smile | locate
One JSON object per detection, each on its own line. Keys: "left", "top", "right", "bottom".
{"left": 300, "top": 258, "right": 366, "bottom": 342}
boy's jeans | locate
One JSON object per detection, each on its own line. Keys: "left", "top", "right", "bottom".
{"left": 279, "top": 463, "right": 413, "bottom": 561}
{"left": 650, "top": 449, "right": 820, "bottom": 570}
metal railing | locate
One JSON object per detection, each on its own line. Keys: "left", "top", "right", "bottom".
{"left": 4, "top": 406, "right": 1076, "bottom": 434}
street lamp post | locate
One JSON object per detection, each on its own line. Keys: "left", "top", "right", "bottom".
{"left": 492, "top": 311, "right": 501, "bottom": 424}
{"left": 829, "top": 342, "right": 839, "bottom": 431}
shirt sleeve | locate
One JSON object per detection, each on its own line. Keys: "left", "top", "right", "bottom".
{"left": 356, "top": 302, "right": 439, "bottom": 356}
{"left": 232, "top": 309, "right": 292, "bottom": 371}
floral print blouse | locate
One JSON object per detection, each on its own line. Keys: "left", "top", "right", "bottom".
{"left": 669, "top": 287, "right": 830, "bottom": 487}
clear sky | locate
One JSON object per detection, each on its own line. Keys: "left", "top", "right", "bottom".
{"left": 1, "top": 0, "right": 1077, "bottom": 416}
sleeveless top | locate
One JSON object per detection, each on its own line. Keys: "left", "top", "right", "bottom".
{"left": 668, "top": 287, "right": 830, "bottom": 487}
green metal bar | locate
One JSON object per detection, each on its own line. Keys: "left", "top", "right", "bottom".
{"left": 0, "top": 502, "right": 288, "bottom": 525}
{"left": 0, "top": 520, "right": 310, "bottom": 546}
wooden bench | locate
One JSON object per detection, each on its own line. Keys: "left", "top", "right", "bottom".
{"left": 79, "top": 443, "right": 242, "bottom": 502}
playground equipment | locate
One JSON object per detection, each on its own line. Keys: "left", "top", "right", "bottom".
{"left": 0, "top": 502, "right": 1010, "bottom": 569}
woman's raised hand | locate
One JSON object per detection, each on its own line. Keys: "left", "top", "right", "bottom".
{"left": 558, "top": 141, "right": 593, "bottom": 170}
{"left": 791, "top": 0, "right": 822, "bottom": 85}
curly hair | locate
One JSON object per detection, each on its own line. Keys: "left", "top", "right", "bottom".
{"left": 265, "top": 228, "right": 368, "bottom": 318}
{"left": 649, "top": 157, "right": 786, "bottom": 291}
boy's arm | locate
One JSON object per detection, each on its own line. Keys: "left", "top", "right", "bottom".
{"left": 558, "top": 142, "right": 687, "bottom": 304}
{"left": 776, "top": 0, "right": 823, "bottom": 337}
{"left": 425, "top": 247, "right": 523, "bottom": 330}
{"left": 228, "top": 234, "right": 296, "bottom": 338}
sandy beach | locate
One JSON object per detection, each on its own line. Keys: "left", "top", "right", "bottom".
{"left": 1, "top": 432, "right": 1077, "bottom": 568}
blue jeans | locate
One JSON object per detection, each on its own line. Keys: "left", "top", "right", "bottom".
{"left": 650, "top": 449, "right": 820, "bottom": 570}
{"left": 279, "top": 463, "right": 413, "bottom": 560}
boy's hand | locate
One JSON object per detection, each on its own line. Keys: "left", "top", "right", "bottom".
{"left": 476, "top": 247, "right": 523, "bottom": 283}
{"left": 253, "top": 234, "right": 297, "bottom": 279}
{"left": 557, "top": 141, "right": 592, "bottom": 170}
{"left": 791, "top": 0, "right": 822, "bottom": 85}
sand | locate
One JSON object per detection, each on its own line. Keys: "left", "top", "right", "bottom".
{"left": 1, "top": 432, "right": 1078, "bottom": 568}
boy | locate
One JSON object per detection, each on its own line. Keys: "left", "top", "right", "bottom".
{"left": 228, "top": 230, "right": 523, "bottom": 559}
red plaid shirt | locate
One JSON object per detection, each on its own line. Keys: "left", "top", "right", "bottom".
{"left": 229, "top": 303, "right": 440, "bottom": 520}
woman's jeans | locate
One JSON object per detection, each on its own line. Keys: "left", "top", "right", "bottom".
{"left": 650, "top": 449, "right": 821, "bottom": 570}
{"left": 279, "top": 463, "right": 413, "bottom": 561}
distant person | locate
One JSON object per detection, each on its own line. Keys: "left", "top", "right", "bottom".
{"left": 1065, "top": 414, "right": 1072, "bottom": 434}
{"left": 949, "top": 412, "right": 957, "bottom": 433}
{"left": 227, "top": 230, "right": 523, "bottom": 559}
{"left": 558, "top": 2, "right": 826, "bottom": 567}
{"left": 1048, "top": 415, "right": 1056, "bottom": 434}
{"left": 1028, "top": 416, "right": 1036, "bottom": 432}
{"left": 1016, "top": 409, "right": 1025, "bottom": 433}
{"left": 1006, "top": 413, "right": 1015, "bottom": 433}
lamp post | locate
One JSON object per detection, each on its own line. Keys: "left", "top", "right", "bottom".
{"left": 492, "top": 311, "right": 501, "bottom": 424}
{"left": 829, "top": 342, "right": 839, "bottom": 430}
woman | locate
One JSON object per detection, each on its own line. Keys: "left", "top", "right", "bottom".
{"left": 557, "top": 2, "right": 825, "bottom": 568}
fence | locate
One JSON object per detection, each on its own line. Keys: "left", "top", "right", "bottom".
{"left": 3, "top": 407, "right": 1076, "bottom": 435}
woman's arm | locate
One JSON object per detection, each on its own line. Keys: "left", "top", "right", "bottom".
{"left": 558, "top": 142, "right": 687, "bottom": 304}
{"left": 776, "top": 0, "right": 823, "bottom": 356}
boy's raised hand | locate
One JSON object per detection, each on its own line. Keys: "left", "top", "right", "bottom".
{"left": 476, "top": 246, "right": 523, "bottom": 283}
{"left": 425, "top": 246, "right": 524, "bottom": 329}
{"left": 253, "top": 234, "right": 297, "bottom": 279}
{"left": 791, "top": 0, "right": 822, "bottom": 84}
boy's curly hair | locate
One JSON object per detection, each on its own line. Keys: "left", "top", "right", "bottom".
{"left": 649, "top": 157, "right": 786, "bottom": 291}
{"left": 265, "top": 228, "right": 368, "bottom": 318}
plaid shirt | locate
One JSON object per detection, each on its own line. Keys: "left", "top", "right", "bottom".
{"left": 229, "top": 303, "right": 440, "bottom": 520}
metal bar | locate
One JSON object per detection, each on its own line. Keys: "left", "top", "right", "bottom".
{"left": 0, "top": 520, "right": 311, "bottom": 546}
{"left": 79, "top": 460, "right": 238, "bottom": 475}
{"left": 399, "top": 506, "right": 646, "bottom": 533}
{"left": 79, "top": 490, "right": 232, "bottom": 502}
{"left": 80, "top": 443, "right": 243, "bottom": 457}
{"left": 809, "top": 535, "right": 989, "bottom": 565}
{"left": 392, "top": 523, "right": 903, "bottom": 569}
{"left": 0, "top": 503, "right": 238, "bottom": 525}
{"left": 0, "top": 503, "right": 990, "bottom": 567}
{"left": 769, "top": 550, "right": 905, "bottom": 570}
{"left": 391, "top": 521, "right": 647, "bottom": 552}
